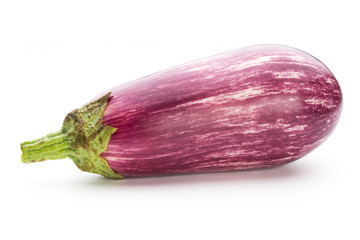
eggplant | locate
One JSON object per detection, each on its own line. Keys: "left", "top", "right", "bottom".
{"left": 20, "top": 44, "right": 342, "bottom": 179}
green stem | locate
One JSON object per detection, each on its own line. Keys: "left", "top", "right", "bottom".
{"left": 20, "top": 93, "right": 124, "bottom": 179}
{"left": 21, "top": 131, "right": 72, "bottom": 163}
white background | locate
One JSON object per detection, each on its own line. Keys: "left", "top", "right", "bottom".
{"left": 0, "top": 1, "right": 359, "bottom": 239}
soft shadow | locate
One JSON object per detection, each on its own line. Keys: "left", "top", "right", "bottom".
{"left": 82, "top": 161, "right": 314, "bottom": 188}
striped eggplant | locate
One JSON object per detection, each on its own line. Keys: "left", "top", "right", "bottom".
{"left": 20, "top": 44, "right": 342, "bottom": 179}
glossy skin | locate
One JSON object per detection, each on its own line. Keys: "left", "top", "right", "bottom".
{"left": 101, "top": 45, "right": 342, "bottom": 177}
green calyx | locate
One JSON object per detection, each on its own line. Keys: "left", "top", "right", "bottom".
{"left": 20, "top": 93, "right": 124, "bottom": 179}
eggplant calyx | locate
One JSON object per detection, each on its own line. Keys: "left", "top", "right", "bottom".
{"left": 20, "top": 93, "right": 124, "bottom": 179}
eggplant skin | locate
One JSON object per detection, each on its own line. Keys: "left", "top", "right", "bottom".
{"left": 101, "top": 45, "right": 342, "bottom": 177}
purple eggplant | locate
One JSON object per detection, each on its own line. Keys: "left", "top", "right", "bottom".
{"left": 20, "top": 45, "right": 342, "bottom": 179}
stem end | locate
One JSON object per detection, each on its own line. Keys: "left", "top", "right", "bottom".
{"left": 20, "top": 93, "right": 124, "bottom": 179}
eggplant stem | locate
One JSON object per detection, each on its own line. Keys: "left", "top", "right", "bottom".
{"left": 20, "top": 93, "right": 124, "bottom": 179}
{"left": 21, "top": 130, "right": 72, "bottom": 163}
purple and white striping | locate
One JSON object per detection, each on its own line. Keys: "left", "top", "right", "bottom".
{"left": 101, "top": 45, "right": 342, "bottom": 177}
